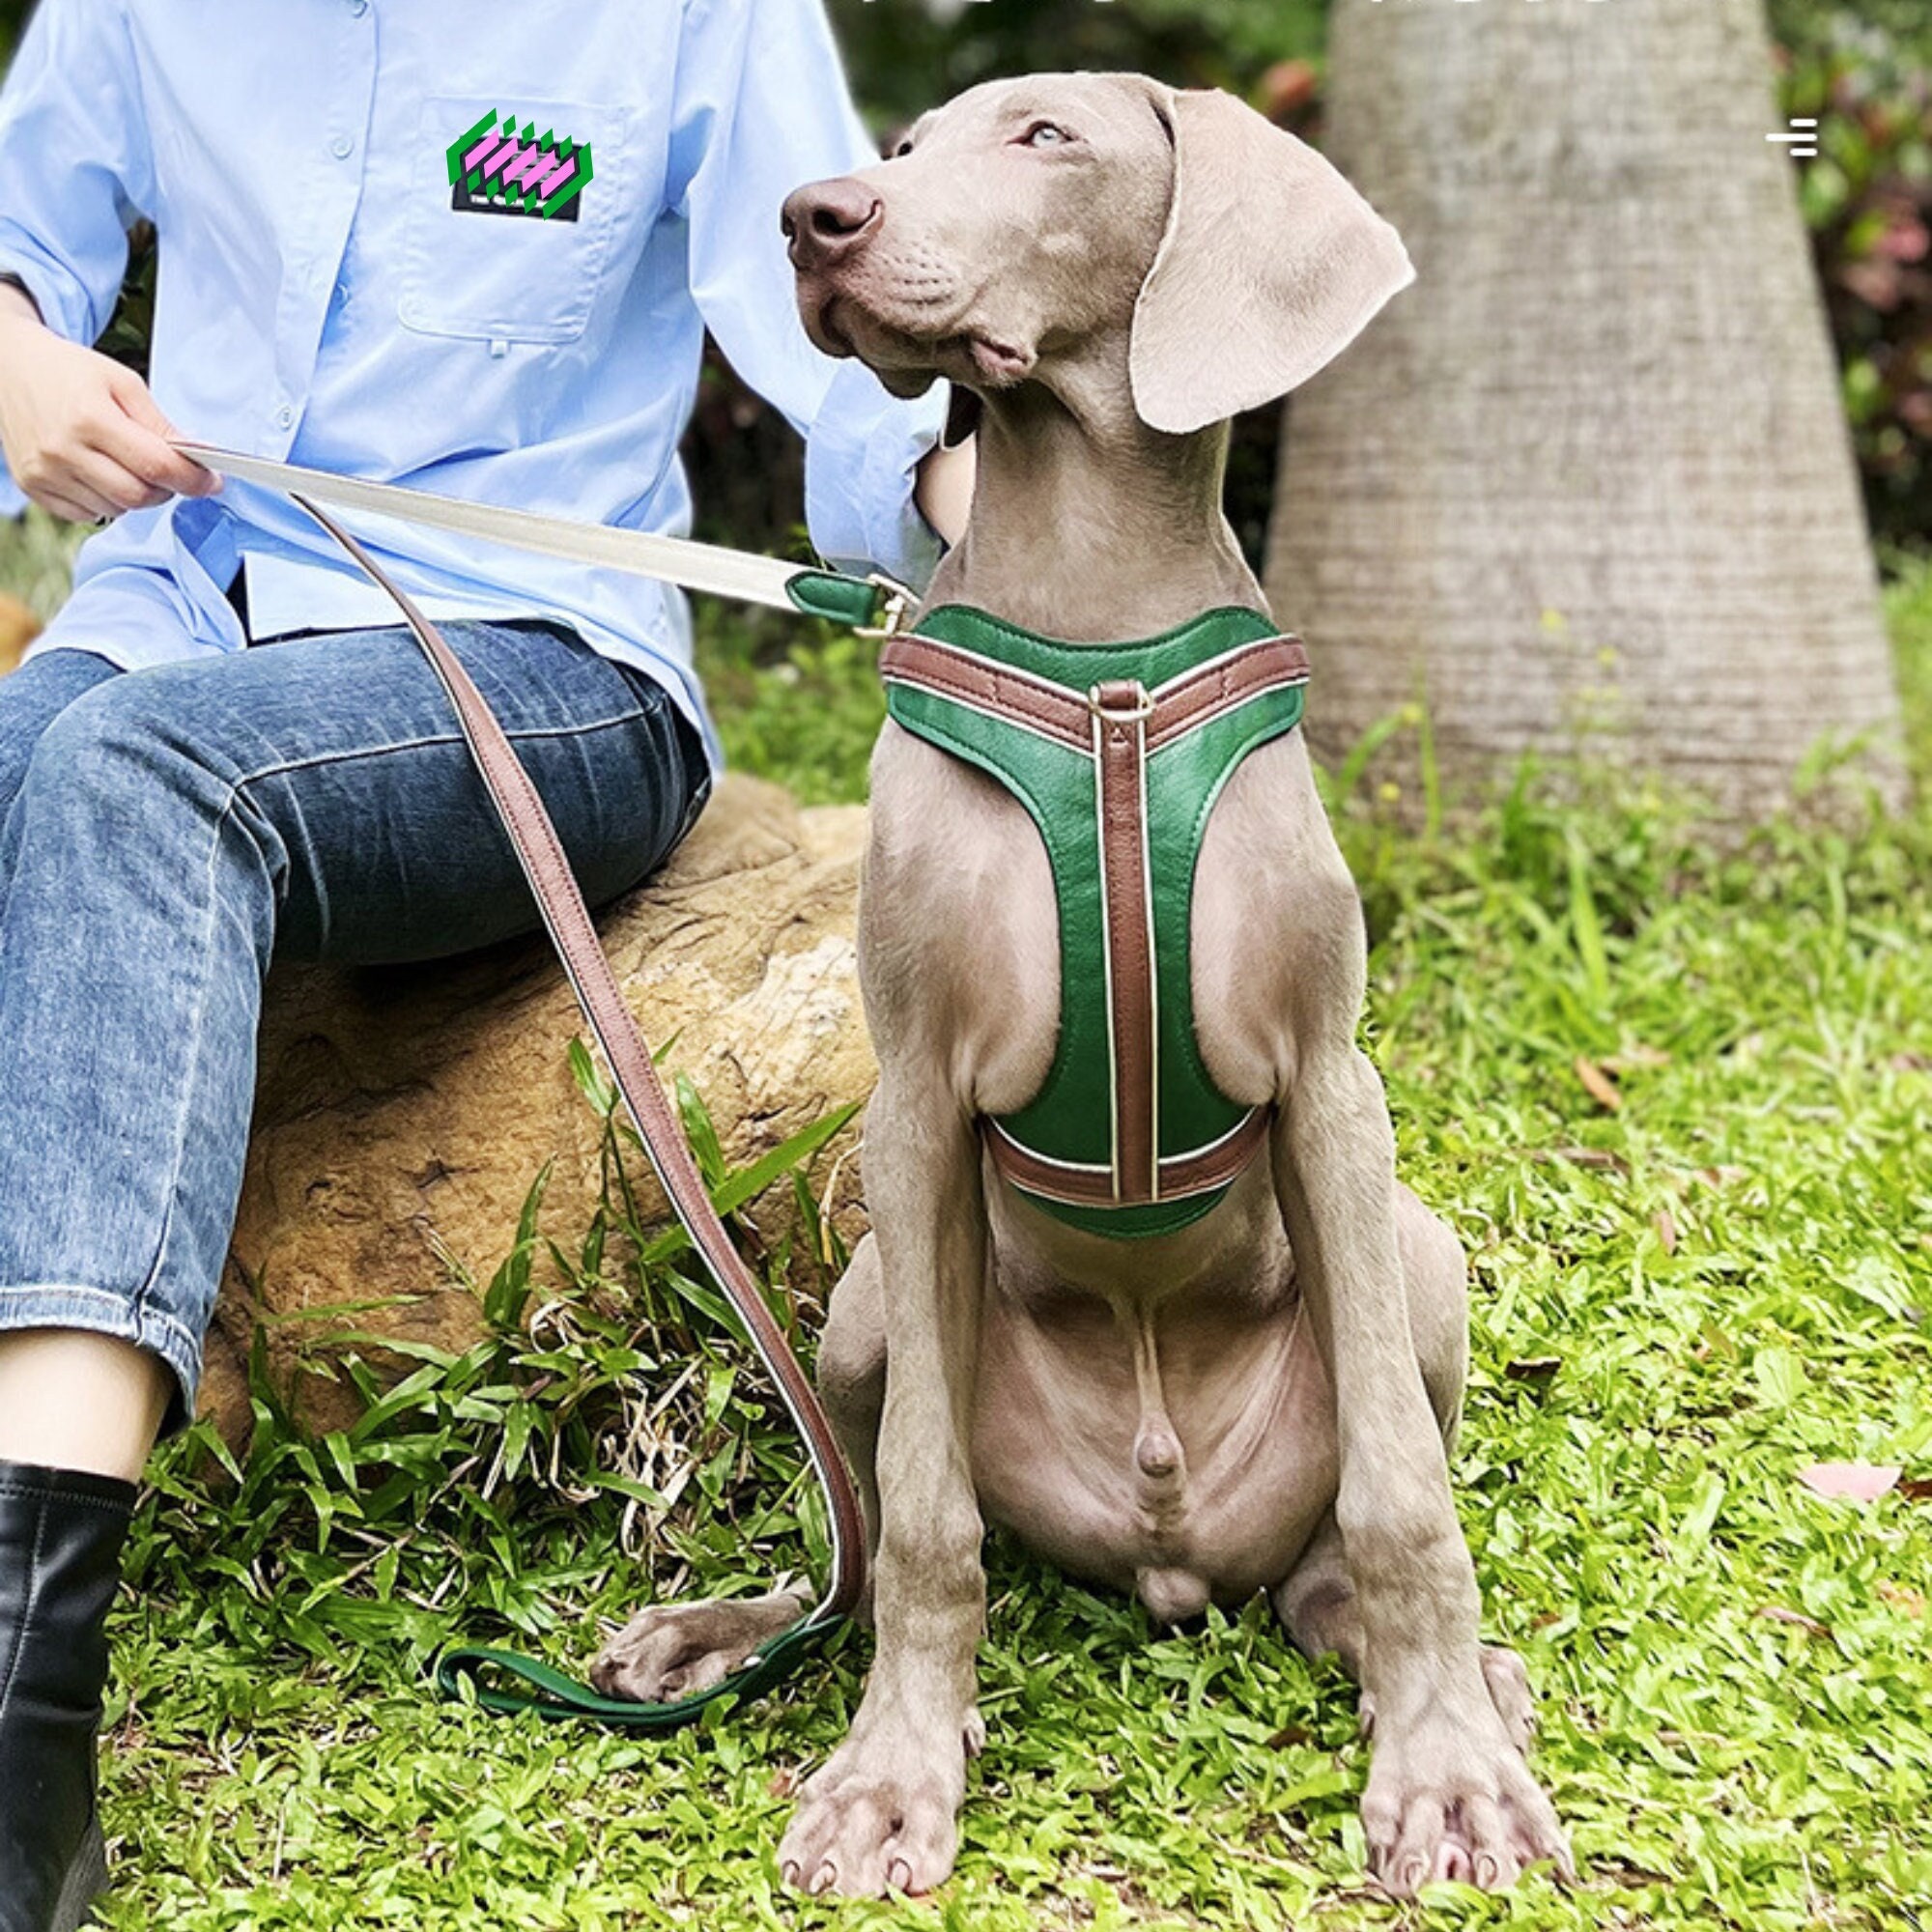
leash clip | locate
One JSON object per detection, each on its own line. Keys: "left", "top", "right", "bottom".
{"left": 857, "top": 573, "right": 918, "bottom": 641}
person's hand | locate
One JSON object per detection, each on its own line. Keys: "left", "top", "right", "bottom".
{"left": 0, "top": 287, "right": 215, "bottom": 522}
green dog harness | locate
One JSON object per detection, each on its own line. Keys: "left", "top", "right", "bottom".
{"left": 881, "top": 605, "right": 1310, "bottom": 1239}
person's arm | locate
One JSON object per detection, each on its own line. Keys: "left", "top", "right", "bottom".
{"left": 915, "top": 435, "right": 976, "bottom": 553}
{"left": 0, "top": 0, "right": 213, "bottom": 520}
{"left": 666, "top": 0, "right": 960, "bottom": 584}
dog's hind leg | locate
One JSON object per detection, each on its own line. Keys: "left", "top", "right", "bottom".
{"left": 815, "top": 1234, "right": 887, "bottom": 1607}
{"left": 588, "top": 1238, "right": 890, "bottom": 1704}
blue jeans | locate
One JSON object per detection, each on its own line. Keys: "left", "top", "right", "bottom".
{"left": 0, "top": 623, "right": 709, "bottom": 1420}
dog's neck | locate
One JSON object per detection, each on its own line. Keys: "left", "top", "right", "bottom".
{"left": 923, "top": 360, "right": 1266, "bottom": 644}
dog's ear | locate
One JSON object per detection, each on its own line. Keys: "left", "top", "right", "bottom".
{"left": 1129, "top": 89, "right": 1414, "bottom": 437}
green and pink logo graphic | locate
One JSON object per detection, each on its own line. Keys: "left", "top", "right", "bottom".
{"left": 446, "top": 109, "right": 593, "bottom": 221}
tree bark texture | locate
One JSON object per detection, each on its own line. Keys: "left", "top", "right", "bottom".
{"left": 1268, "top": 0, "right": 1907, "bottom": 819}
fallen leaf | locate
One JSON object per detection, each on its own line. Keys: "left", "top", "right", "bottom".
{"left": 1595, "top": 1859, "right": 1678, "bottom": 1888}
{"left": 1888, "top": 1051, "right": 1932, "bottom": 1073}
{"left": 1798, "top": 1462, "right": 1901, "bottom": 1503}
{"left": 1655, "top": 1209, "right": 1679, "bottom": 1254}
{"left": 1755, "top": 1605, "right": 1833, "bottom": 1640}
{"left": 1898, "top": 1475, "right": 1932, "bottom": 1502}
{"left": 1530, "top": 1146, "right": 1631, "bottom": 1174}
{"left": 1694, "top": 1165, "right": 1748, "bottom": 1190}
{"left": 1877, "top": 1580, "right": 1925, "bottom": 1617}
{"left": 1264, "top": 1722, "right": 1315, "bottom": 1750}
{"left": 1575, "top": 1056, "right": 1622, "bottom": 1112}
{"left": 1603, "top": 1044, "right": 1673, "bottom": 1074}
{"left": 1505, "top": 1356, "right": 1563, "bottom": 1386}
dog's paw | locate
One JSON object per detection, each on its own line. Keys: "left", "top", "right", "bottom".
{"left": 1360, "top": 1701, "right": 1572, "bottom": 1896}
{"left": 589, "top": 1590, "right": 807, "bottom": 1704}
{"left": 780, "top": 1725, "right": 968, "bottom": 1897}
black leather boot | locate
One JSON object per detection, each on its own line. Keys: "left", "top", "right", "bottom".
{"left": 0, "top": 1461, "right": 135, "bottom": 1932}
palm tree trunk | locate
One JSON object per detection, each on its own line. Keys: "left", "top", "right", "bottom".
{"left": 1268, "top": 0, "right": 1907, "bottom": 818}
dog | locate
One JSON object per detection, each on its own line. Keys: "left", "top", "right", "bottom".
{"left": 592, "top": 72, "right": 1572, "bottom": 1902}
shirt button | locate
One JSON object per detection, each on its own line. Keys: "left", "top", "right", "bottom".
{"left": 330, "top": 135, "right": 355, "bottom": 159}
{"left": 350, "top": 0, "right": 368, "bottom": 13}
{"left": 275, "top": 405, "right": 295, "bottom": 429}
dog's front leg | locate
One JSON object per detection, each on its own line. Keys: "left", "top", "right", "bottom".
{"left": 779, "top": 1069, "right": 987, "bottom": 1899}
{"left": 1272, "top": 1041, "right": 1570, "bottom": 1896}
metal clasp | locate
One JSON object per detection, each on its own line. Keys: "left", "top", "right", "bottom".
{"left": 1087, "top": 679, "right": 1154, "bottom": 723}
{"left": 856, "top": 573, "right": 918, "bottom": 640}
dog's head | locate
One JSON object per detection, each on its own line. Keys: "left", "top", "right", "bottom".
{"left": 781, "top": 72, "right": 1413, "bottom": 436}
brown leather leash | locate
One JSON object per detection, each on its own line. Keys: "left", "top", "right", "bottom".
{"left": 229, "top": 478, "right": 879, "bottom": 1727}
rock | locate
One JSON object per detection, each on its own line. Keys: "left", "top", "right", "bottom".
{"left": 0, "top": 594, "right": 41, "bottom": 675}
{"left": 206, "top": 775, "right": 875, "bottom": 1444}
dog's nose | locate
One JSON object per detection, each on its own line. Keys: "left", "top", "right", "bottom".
{"left": 781, "top": 179, "right": 884, "bottom": 270}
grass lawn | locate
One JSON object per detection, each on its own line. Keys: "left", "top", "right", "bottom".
{"left": 3, "top": 512, "right": 1930, "bottom": 1928}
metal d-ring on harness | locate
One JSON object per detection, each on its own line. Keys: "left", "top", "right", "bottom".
{"left": 174, "top": 441, "right": 910, "bottom": 1730}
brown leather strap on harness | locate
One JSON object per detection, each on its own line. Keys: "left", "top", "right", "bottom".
{"left": 292, "top": 497, "right": 869, "bottom": 1635}
{"left": 880, "top": 629, "right": 1308, "bottom": 1212}
{"left": 876, "top": 632, "right": 1311, "bottom": 756}
{"left": 1092, "top": 679, "right": 1160, "bottom": 1203}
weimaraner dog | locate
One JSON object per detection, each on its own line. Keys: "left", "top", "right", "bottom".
{"left": 593, "top": 72, "right": 1572, "bottom": 1901}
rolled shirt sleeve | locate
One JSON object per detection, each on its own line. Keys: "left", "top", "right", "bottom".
{"left": 0, "top": 0, "right": 152, "bottom": 348}
{"left": 0, "top": 0, "right": 154, "bottom": 519}
{"left": 668, "top": 0, "right": 949, "bottom": 590}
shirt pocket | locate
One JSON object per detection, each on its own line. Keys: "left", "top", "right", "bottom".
{"left": 397, "top": 96, "right": 629, "bottom": 346}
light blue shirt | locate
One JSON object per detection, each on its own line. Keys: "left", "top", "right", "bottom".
{"left": 0, "top": 0, "right": 948, "bottom": 762}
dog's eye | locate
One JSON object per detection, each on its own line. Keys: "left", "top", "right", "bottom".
{"left": 1020, "top": 122, "right": 1071, "bottom": 150}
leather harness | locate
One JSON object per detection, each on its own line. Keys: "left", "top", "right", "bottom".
{"left": 882, "top": 606, "right": 1308, "bottom": 1239}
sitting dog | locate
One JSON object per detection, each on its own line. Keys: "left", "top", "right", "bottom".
{"left": 594, "top": 72, "right": 1572, "bottom": 1901}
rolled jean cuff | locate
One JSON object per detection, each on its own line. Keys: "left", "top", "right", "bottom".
{"left": 0, "top": 1283, "right": 203, "bottom": 1420}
